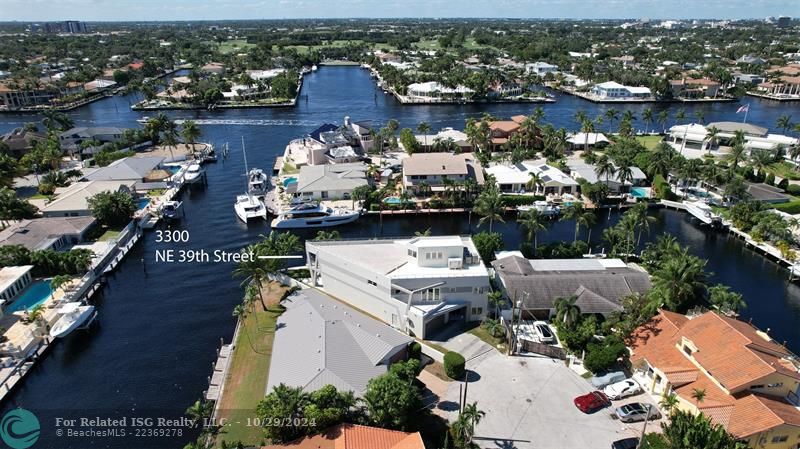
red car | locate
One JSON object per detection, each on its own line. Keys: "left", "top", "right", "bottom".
{"left": 574, "top": 391, "right": 611, "bottom": 413}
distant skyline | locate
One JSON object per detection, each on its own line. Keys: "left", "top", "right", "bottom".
{"left": 0, "top": 0, "right": 797, "bottom": 22}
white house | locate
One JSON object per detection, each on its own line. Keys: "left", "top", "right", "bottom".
{"left": 292, "top": 162, "right": 369, "bottom": 201}
{"left": 525, "top": 62, "right": 559, "bottom": 76}
{"left": 591, "top": 81, "right": 652, "bottom": 99}
{"left": 406, "top": 81, "right": 474, "bottom": 102}
{"left": 567, "top": 160, "right": 647, "bottom": 193}
{"left": 402, "top": 153, "right": 485, "bottom": 195}
{"left": 41, "top": 180, "right": 136, "bottom": 218}
{"left": 306, "top": 236, "right": 490, "bottom": 339}
{"left": 486, "top": 160, "right": 578, "bottom": 195}
{"left": 0, "top": 266, "right": 33, "bottom": 305}
{"left": 667, "top": 122, "right": 798, "bottom": 153}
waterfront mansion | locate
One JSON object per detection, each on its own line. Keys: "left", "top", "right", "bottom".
{"left": 306, "top": 235, "right": 490, "bottom": 339}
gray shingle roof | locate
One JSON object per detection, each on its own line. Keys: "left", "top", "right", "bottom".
{"left": 267, "top": 289, "right": 411, "bottom": 396}
{"left": 492, "top": 255, "right": 650, "bottom": 315}
{"left": 295, "top": 163, "right": 368, "bottom": 194}
{"left": 0, "top": 216, "right": 95, "bottom": 250}
{"left": 84, "top": 156, "right": 164, "bottom": 181}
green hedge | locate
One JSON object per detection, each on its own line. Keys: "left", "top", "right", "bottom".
{"left": 443, "top": 351, "right": 466, "bottom": 379}
{"left": 501, "top": 194, "right": 546, "bottom": 207}
{"left": 773, "top": 200, "right": 800, "bottom": 214}
{"left": 787, "top": 184, "right": 800, "bottom": 195}
{"left": 409, "top": 342, "right": 422, "bottom": 360}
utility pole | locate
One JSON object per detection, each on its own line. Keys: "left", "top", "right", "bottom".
{"left": 636, "top": 404, "right": 654, "bottom": 449}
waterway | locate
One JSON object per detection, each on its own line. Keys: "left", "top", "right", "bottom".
{"left": 0, "top": 67, "right": 799, "bottom": 448}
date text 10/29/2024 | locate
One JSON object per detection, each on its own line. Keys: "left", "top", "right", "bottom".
{"left": 154, "top": 229, "right": 255, "bottom": 264}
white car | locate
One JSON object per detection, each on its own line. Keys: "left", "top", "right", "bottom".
{"left": 532, "top": 321, "right": 555, "bottom": 343}
{"left": 603, "top": 379, "right": 642, "bottom": 400}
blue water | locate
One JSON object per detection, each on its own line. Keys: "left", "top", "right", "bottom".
{"left": 0, "top": 66, "right": 798, "bottom": 449}
{"left": 5, "top": 280, "right": 53, "bottom": 313}
{"left": 283, "top": 176, "right": 297, "bottom": 186}
{"left": 631, "top": 187, "right": 648, "bottom": 198}
{"left": 384, "top": 196, "right": 402, "bottom": 204}
{"left": 137, "top": 198, "right": 150, "bottom": 210}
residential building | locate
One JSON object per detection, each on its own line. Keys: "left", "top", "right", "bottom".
{"left": 0, "top": 83, "right": 59, "bottom": 109}
{"left": 737, "top": 55, "right": 767, "bottom": 66}
{"left": 401, "top": 153, "right": 484, "bottom": 196}
{"left": 567, "top": 132, "right": 610, "bottom": 150}
{"left": 0, "top": 266, "right": 33, "bottom": 305}
{"left": 669, "top": 78, "right": 721, "bottom": 98}
{"left": 488, "top": 116, "right": 528, "bottom": 149}
{"left": 405, "top": 81, "right": 474, "bottom": 102}
{"left": 629, "top": 310, "right": 800, "bottom": 449}
{"left": 83, "top": 79, "right": 116, "bottom": 93}
{"left": 290, "top": 162, "right": 369, "bottom": 200}
{"left": 525, "top": 62, "right": 559, "bottom": 76}
{"left": 261, "top": 424, "right": 425, "bottom": 449}
{"left": 758, "top": 76, "right": 800, "bottom": 98}
{"left": 200, "top": 62, "right": 226, "bottom": 75}
{"left": 566, "top": 160, "right": 647, "bottom": 193}
{"left": 40, "top": 180, "right": 136, "bottom": 217}
{"left": 667, "top": 122, "right": 798, "bottom": 153}
{"left": 0, "top": 127, "right": 46, "bottom": 158}
{"left": 83, "top": 156, "right": 165, "bottom": 183}
{"left": 267, "top": 289, "right": 412, "bottom": 397}
{"left": 611, "top": 55, "right": 636, "bottom": 68}
{"left": 734, "top": 73, "right": 765, "bottom": 86}
{"left": 777, "top": 16, "right": 791, "bottom": 28}
{"left": 591, "top": 81, "right": 652, "bottom": 99}
{"left": 0, "top": 217, "right": 96, "bottom": 251}
{"left": 486, "top": 160, "right": 578, "bottom": 195}
{"left": 306, "top": 236, "right": 491, "bottom": 339}
{"left": 492, "top": 256, "right": 651, "bottom": 319}
{"left": 414, "top": 128, "right": 471, "bottom": 152}
{"left": 302, "top": 123, "right": 363, "bottom": 166}
{"left": 348, "top": 118, "right": 375, "bottom": 153}
{"left": 58, "top": 127, "right": 125, "bottom": 152}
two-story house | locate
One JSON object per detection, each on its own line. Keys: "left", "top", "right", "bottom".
{"left": 401, "top": 153, "right": 484, "bottom": 197}
{"left": 629, "top": 310, "right": 800, "bottom": 449}
{"left": 306, "top": 235, "right": 490, "bottom": 339}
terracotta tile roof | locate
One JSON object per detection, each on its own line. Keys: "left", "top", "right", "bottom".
{"left": 511, "top": 115, "right": 527, "bottom": 124}
{"left": 488, "top": 121, "right": 520, "bottom": 133}
{"left": 727, "top": 394, "right": 792, "bottom": 438}
{"left": 262, "top": 425, "right": 425, "bottom": 449}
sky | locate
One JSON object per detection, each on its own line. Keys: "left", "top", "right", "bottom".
{"left": 0, "top": 0, "right": 797, "bottom": 21}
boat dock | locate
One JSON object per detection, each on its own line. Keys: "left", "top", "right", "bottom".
{"left": 205, "top": 341, "right": 233, "bottom": 402}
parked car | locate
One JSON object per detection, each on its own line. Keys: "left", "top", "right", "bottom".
{"left": 603, "top": 379, "right": 642, "bottom": 400}
{"left": 611, "top": 437, "right": 640, "bottom": 449}
{"left": 533, "top": 321, "right": 555, "bottom": 343}
{"left": 590, "top": 370, "right": 627, "bottom": 389}
{"left": 614, "top": 403, "right": 661, "bottom": 423}
{"left": 573, "top": 391, "right": 611, "bottom": 413}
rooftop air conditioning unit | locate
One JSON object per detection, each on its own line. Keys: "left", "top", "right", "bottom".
{"left": 448, "top": 258, "right": 463, "bottom": 269}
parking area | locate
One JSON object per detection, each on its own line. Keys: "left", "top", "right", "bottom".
{"left": 429, "top": 344, "right": 662, "bottom": 449}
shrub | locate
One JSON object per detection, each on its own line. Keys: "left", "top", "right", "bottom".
{"left": 765, "top": 173, "right": 775, "bottom": 186}
{"left": 500, "top": 194, "right": 545, "bottom": 207}
{"left": 443, "top": 351, "right": 465, "bottom": 379}
{"left": 584, "top": 337, "right": 627, "bottom": 374}
{"left": 787, "top": 184, "right": 800, "bottom": 195}
{"left": 778, "top": 178, "right": 789, "bottom": 191}
{"left": 409, "top": 342, "right": 422, "bottom": 360}
{"left": 773, "top": 201, "right": 800, "bottom": 215}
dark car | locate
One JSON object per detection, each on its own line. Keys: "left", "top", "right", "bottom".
{"left": 573, "top": 391, "right": 611, "bottom": 413}
{"left": 611, "top": 437, "right": 640, "bottom": 449}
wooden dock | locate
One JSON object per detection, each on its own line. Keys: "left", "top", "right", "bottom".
{"left": 205, "top": 343, "right": 233, "bottom": 402}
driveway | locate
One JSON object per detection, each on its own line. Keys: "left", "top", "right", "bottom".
{"left": 436, "top": 350, "right": 660, "bottom": 449}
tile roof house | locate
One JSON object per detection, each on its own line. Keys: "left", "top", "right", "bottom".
{"left": 402, "top": 153, "right": 484, "bottom": 196}
{"left": 492, "top": 256, "right": 651, "bottom": 319}
{"left": 629, "top": 310, "right": 800, "bottom": 448}
{"left": 0, "top": 216, "right": 95, "bottom": 251}
{"left": 0, "top": 127, "right": 46, "bottom": 158}
{"left": 267, "top": 289, "right": 412, "bottom": 397}
{"left": 261, "top": 424, "right": 425, "bottom": 449}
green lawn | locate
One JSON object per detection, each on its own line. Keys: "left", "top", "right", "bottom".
{"left": 28, "top": 193, "right": 51, "bottom": 200}
{"left": 217, "top": 39, "right": 256, "bottom": 54}
{"left": 215, "top": 283, "right": 287, "bottom": 448}
{"left": 467, "top": 323, "right": 507, "bottom": 352}
{"left": 767, "top": 161, "right": 800, "bottom": 181}
{"left": 773, "top": 197, "right": 800, "bottom": 214}
{"left": 97, "top": 229, "right": 122, "bottom": 242}
{"left": 635, "top": 135, "right": 664, "bottom": 150}
{"left": 413, "top": 39, "right": 441, "bottom": 51}
{"left": 276, "top": 39, "right": 365, "bottom": 55}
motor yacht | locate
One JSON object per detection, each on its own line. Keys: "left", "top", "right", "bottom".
{"left": 270, "top": 202, "right": 359, "bottom": 229}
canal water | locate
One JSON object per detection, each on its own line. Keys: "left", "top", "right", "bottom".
{"left": 1, "top": 67, "right": 800, "bottom": 448}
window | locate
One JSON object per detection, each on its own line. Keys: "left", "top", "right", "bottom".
{"left": 367, "top": 280, "right": 377, "bottom": 287}
{"left": 472, "top": 286, "right": 484, "bottom": 295}
{"left": 767, "top": 382, "right": 784, "bottom": 388}
{"left": 423, "top": 288, "right": 440, "bottom": 301}
{"left": 471, "top": 307, "right": 483, "bottom": 315}
{"left": 750, "top": 384, "right": 765, "bottom": 390}
{"left": 771, "top": 435, "right": 788, "bottom": 443}
{"left": 425, "top": 252, "right": 431, "bottom": 260}
{"left": 682, "top": 345, "right": 692, "bottom": 356}
{"left": 321, "top": 191, "right": 328, "bottom": 199}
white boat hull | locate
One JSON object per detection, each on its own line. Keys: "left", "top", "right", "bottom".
{"left": 50, "top": 305, "right": 95, "bottom": 338}
{"left": 271, "top": 212, "right": 359, "bottom": 229}
{"left": 235, "top": 196, "right": 267, "bottom": 222}
{"left": 683, "top": 201, "right": 720, "bottom": 225}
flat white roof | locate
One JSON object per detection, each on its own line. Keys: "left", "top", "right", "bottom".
{"left": 0, "top": 266, "right": 33, "bottom": 293}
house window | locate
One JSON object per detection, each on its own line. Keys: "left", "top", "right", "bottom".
{"left": 425, "top": 252, "right": 431, "bottom": 260}
{"left": 682, "top": 345, "right": 692, "bottom": 356}
{"left": 472, "top": 286, "right": 484, "bottom": 294}
{"left": 750, "top": 385, "right": 765, "bottom": 390}
{"left": 321, "top": 191, "right": 328, "bottom": 199}
{"left": 771, "top": 435, "right": 788, "bottom": 443}
{"left": 423, "top": 288, "right": 440, "bottom": 301}
{"left": 367, "top": 280, "right": 377, "bottom": 287}
{"left": 471, "top": 307, "right": 483, "bottom": 315}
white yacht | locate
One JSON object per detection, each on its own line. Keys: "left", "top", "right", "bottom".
{"left": 248, "top": 168, "right": 268, "bottom": 197}
{"left": 50, "top": 303, "right": 96, "bottom": 338}
{"left": 271, "top": 202, "right": 360, "bottom": 229}
{"left": 183, "top": 164, "right": 204, "bottom": 184}
{"left": 517, "top": 201, "right": 560, "bottom": 217}
{"left": 235, "top": 194, "right": 267, "bottom": 222}
{"left": 311, "top": 65, "right": 319, "bottom": 71}
{"left": 683, "top": 200, "right": 721, "bottom": 225}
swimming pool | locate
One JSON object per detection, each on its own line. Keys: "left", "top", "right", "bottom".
{"left": 5, "top": 280, "right": 53, "bottom": 313}
{"left": 687, "top": 188, "right": 710, "bottom": 198}
{"left": 283, "top": 177, "right": 297, "bottom": 187}
{"left": 383, "top": 197, "right": 402, "bottom": 205}
{"left": 137, "top": 198, "right": 151, "bottom": 210}
{"left": 631, "top": 187, "right": 649, "bottom": 198}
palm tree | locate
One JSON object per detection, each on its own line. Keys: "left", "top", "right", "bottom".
{"left": 417, "top": 122, "right": 431, "bottom": 149}
{"left": 561, "top": 203, "right": 591, "bottom": 242}
{"left": 657, "top": 110, "right": 669, "bottom": 133}
{"left": 776, "top": 115, "right": 793, "bottom": 135}
{"left": 50, "top": 274, "right": 72, "bottom": 300}
{"left": 577, "top": 208, "right": 597, "bottom": 244}
{"left": 705, "top": 126, "right": 720, "bottom": 153}
{"left": 554, "top": 296, "right": 581, "bottom": 328}
{"left": 595, "top": 155, "right": 616, "bottom": 189}
{"left": 233, "top": 304, "right": 258, "bottom": 353}
{"left": 659, "top": 394, "right": 680, "bottom": 414}
{"left": 185, "top": 399, "right": 213, "bottom": 426}
{"left": 525, "top": 172, "right": 544, "bottom": 194}
{"left": 651, "top": 251, "right": 708, "bottom": 311}
{"left": 473, "top": 186, "right": 505, "bottom": 232}
{"left": 749, "top": 149, "right": 773, "bottom": 175}
{"left": 691, "top": 388, "right": 707, "bottom": 405}
{"left": 604, "top": 108, "right": 619, "bottom": 134}
{"left": 693, "top": 110, "right": 705, "bottom": 126}
{"left": 232, "top": 243, "right": 269, "bottom": 308}
{"left": 181, "top": 120, "right": 201, "bottom": 156}
{"left": 642, "top": 107, "right": 654, "bottom": 134}
{"left": 518, "top": 209, "right": 547, "bottom": 256}
{"left": 726, "top": 143, "right": 747, "bottom": 176}
{"left": 454, "top": 402, "right": 486, "bottom": 446}
{"left": 414, "top": 228, "right": 432, "bottom": 237}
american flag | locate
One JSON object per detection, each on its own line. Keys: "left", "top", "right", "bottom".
{"left": 736, "top": 104, "right": 749, "bottom": 114}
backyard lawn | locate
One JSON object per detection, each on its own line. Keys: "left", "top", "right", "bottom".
{"left": 635, "top": 135, "right": 664, "bottom": 150}
{"left": 214, "top": 282, "right": 287, "bottom": 448}
{"left": 768, "top": 161, "right": 800, "bottom": 181}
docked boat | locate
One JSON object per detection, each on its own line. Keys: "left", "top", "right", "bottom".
{"left": 235, "top": 194, "right": 267, "bottom": 222}
{"left": 271, "top": 202, "right": 360, "bottom": 229}
{"left": 136, "top": 116, "right": 150, "bottom": 125}
{"left": 517, "top": 201, "right": 560, "bottom": 217}
{"left": 311, "top": 65, "right": 318, "bottom": 72}
{"left": 248, "top": 168, "right": 269, "bottom": 197}
{"left": 683, "top": 200, "right": 721, "bottom": 225}
{"left": 50, "top": 303, "right": 96, "bottom": 338}
{"left": 160, "top": 200, "right": 183, "bottom": 220}
{"left": 183, "top": 163, "right": 204, "bottom": 184}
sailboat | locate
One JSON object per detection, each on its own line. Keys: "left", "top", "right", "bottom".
{"left": 234, "top": 137, "right": 267, "bottom": 222}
